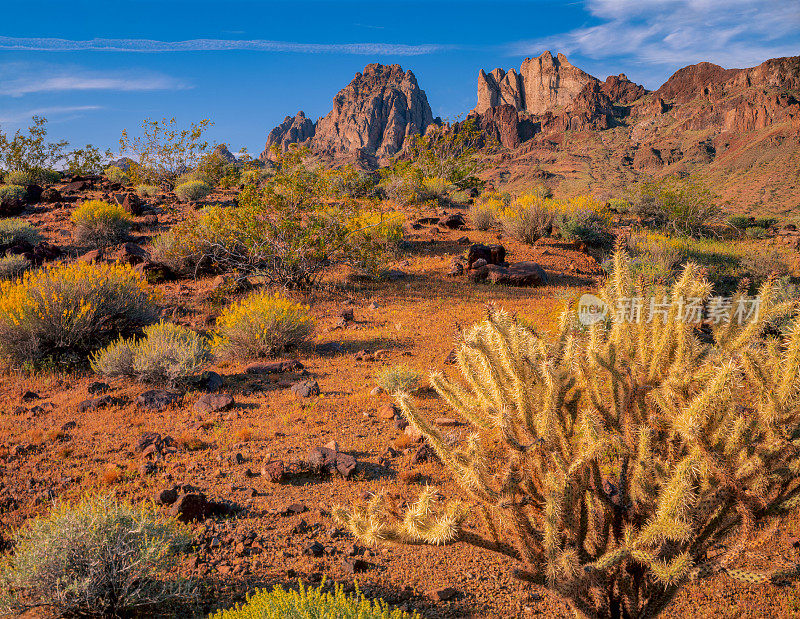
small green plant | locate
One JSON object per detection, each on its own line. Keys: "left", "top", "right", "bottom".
{"left": 136, "top": 184, "right": 160, "bottom": 198}
{"left": 727, "top": 214, "right": 752, "bottom": 230}
{"left": 212, "top": 292, "right": 314, "bottom": 359}
{"left": 0, "top": 494, "right": 193, "bottom": 617}
{"left": 147, "top": 230, "right": 196, "bottom": 276}
{"left": 0, "top": 219, "right": 41, "bottom": 249}
{"left": 91, "top": 321, "right": 212, "bottom": 385}
{"left": 0, "top": 254, "right": 30, "bottom": 279}
{"left": 0, "top": 261, "right": 158, "bottom": 365}
{"left": 376, "top": 364, "right": 422, "bottom": 394}
{"left": 104, "top": 165, "right": 131, "bottom": 185}
{"left": 0, "top": 185, "right": 26, "bottom": 202}
{"left": 175, "top": 180, "right": 213, "bottom": 202}
{"left": 71, "top": 199, "right": 132, "bottom": 247}
{"left": 745, "top": 226, "right": 768, "bottom": 239}
{"left": 208, "top": 580, "right": 419, "bottom": 619}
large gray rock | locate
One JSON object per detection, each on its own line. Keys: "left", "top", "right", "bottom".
{"left": 313, "top": 64, "right": 434, "bottom": 159}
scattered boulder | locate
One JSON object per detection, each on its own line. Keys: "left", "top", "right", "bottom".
{"left": 109, "top": 242, "right": 149, "bottom": 265}
{"left": 307, "top": 446, "right": 357, "bottom": 479}
{"left": 136, "top": 390, "right": 182, "bottom": 411}
{"left": 291, "top": 380, "right": 320, "bottom": 398}
{"left": 261, "top": 460, "right": 285, "bottom": 483}
{"left": 438, "top": 213, "right": 466, "bottom": 229}
{"left": 156, "top": 488, "right": 179, "bottom": 505}
{"left": 77, "top": 395, "right": 121, "bottom": 413}
{"left": 467, "top": 243, "right": 506, "bottom": 268}
{"left": 25, "top": 184, "right": 43, "bottom": 204}
{"left": 40, "top": 187, "right": 62, "bottom": 203}
{"left": 194, "top": 393, "right": 234, "bottom": 414}
{"left": 428, "top": 587, "right": 459, "bottom": 602}
{"left": 187, "top": 370, "right": 223, "bottom": 393}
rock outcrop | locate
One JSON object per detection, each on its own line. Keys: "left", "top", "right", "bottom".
{"left": 476, "top": 51, "right": 601, "bottom": 115}
{"left": 600, "top": 74, "right": 647, "bottom": 104}
{"left": 313, "top": 64, "right": 434, "bottom": 159}
{"left": 260, "top": 111, "right": 316, "bottom": 160}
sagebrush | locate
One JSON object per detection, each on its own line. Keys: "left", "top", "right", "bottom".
{"left": 0, "top": 494, "right": 193, "bottom": 617}
{"left": 91, "top": 321, "right": 212, "bottom": 385}
{"left": 71, "top": 199, "right": 132, "bottom": 248}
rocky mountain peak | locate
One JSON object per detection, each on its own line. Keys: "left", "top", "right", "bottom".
{"left": 313, "top": 63, "right": 434, "bottom": 159}
{"left": 260, "top": 111, "right": 316, "bottom": 160}
{"left": 476, "top": 51, "right": 600, "bottom": 115}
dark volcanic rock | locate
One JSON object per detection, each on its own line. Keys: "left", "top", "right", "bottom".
{"left": 307, "top": 446, "right": 357, "bottom": 478}
{"left": 136, "top": 390, "right": 182, "bottom": 411}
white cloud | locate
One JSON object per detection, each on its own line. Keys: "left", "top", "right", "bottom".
{"left": 507, "top": 0, "right": 800, "bottom": 85}
{"left": 0, "top": 64, "right": 188, "bottom": 97}
{"left": 0, "top": 106, "right": 102, "bottom": 124}
{"left": 0, "top": 36, "right": 450, "bottom": 56}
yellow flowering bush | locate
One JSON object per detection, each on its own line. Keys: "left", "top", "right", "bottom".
{"left": 208, "top": 580, "right": 418, "bottom": 619}
{"left": 71, "top": 199, "right": 132, "bottom": 248}
{"left": 0, "top": 262, "right": 158, "bottom": 365}
{"left": 212, "top": 292, "right": 314, "bottom": 359}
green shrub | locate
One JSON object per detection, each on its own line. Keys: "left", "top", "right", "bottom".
{"left": 208, "top": 580, "right": 418, "bottom": 619}
{"left": 633, "top": 177, "right": 720, "bottom": 236}
{"left": 745, "top": 226, "right": 768, "bottom": 239}
{"left": 626, "top": 231, "right": 688, "bottom": 281}
{"left": 136, "top": 184, "right": 160, "bottom": 198}
{"left": 739, "top": 247, "right": 790, "bottom": 283}
{"left": 0, "top": 219, "right": 41, "bottom": 249}
{"left": 501, "top": 195, "right": 555, "bottom": 244}
{"left": 727, "top": 214, "right": 752, "bottom": 230}
{"left": 0, "top": 262, "right": 158, "bottom": 365}
{"left": 421, "top": 176, "right": 452, "bottom": 200}
{"left": 319, "top": 165, "right": 376, "bottom": 199}
{"left": 71, "top": 199, "right": 132, "bottom": 248}
{"left": 175, "top": 180, "right": 212, "bottom": 202}
{"left": 212, "top": 292, "right": 314, "bottom": 359}
{"left": 91, "top": 321, "right": 212, "bottom": 385}
{"left": 104, "top": 165, "right": 131, "bottom": 185}
{"left": 0, "top": 117, "right": 67, "bottom": 182}
{"left": 0, "top": 494, "right": 193, "bottom": 617}
{"left": 379, "top": 163, "right": 425, "bottom": 206}
{"left": 3, "top": 171, "right": 31, "bottom": 186}
{"left": 376, "top": 364, "right": 422, "bottom": 394}
{"left": 0, "top": 255, "right": 30, "bottom": 280}
{"left": 0, "top": 185, "right": 26, "bottom": 202}
{"left": 168, "top": 149, "right": 387, "bottom": 287}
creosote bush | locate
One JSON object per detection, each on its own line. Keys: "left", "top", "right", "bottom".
{"left": 71, "top": 199, "right": 133, "bottom": 248}
{"left": 0, "top": 218, "right": 41, "bottom": 249}
{"left": 376, "top": 364, "right": 422, "bottom": 394}
{"left": 104, "top": 165, "right": 130, "bottom": 186}
{"left": 91, "top": 321, "right": 212, "bottom": 385}
{"left": 0, "top": 261, "right": 158, "bottom": 365}
{"left": 336, "top": 252, "right": 800, "bottom": 619}
{"left": 470, "top": 200, "right": 497, "bottom": 230}
{"left": 212, "top": 292, "right": 314, "bottom": 359}
{"left": 175, "top": 179, "right": 213, "bottom": 202}
{"left": 208, "top": 580, "right": 418, "bottom": 619}
{"left": 0, "top": 185, "right": 26, "bottom": 202}
{"left": 3, "top": 171, "right": 31, "bottom": 186}
{"left": 0, "top": 494, "right": 193, "bottom": 617}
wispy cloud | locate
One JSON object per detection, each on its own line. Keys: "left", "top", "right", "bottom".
{"left": 0, "top": 63, "right": 188, "bottom": 97}
{"left": 0, "top": 36, "right": 451, "bottom": 56}
{"left": 506, "top": 0, "right": 800, "bottom": 84}
{"left": 0, "top": 105, "right": 101, "bottom": 124}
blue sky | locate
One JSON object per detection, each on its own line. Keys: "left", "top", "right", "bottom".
{"left": 1, "top": 0, "right": 798, "bottom": 155}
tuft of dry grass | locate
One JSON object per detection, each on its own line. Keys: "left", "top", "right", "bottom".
{"left": 178, "top": 432, "right": 208, "bottom": 452}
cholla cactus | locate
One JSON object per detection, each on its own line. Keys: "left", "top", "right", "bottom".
{"left": 334, "top": 251, "right": 800, "bottom": 618}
